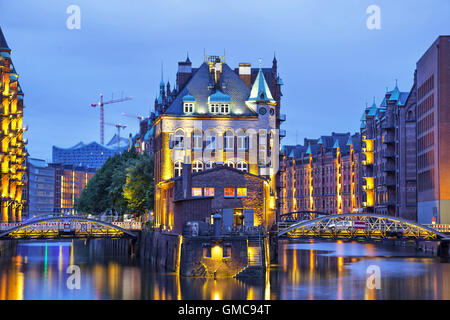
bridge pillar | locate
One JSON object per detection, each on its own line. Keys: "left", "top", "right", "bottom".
{"left": 128, "top": 238, "right": 136, "bottom": 256}
{"left": 438, "top": 240, "right": 450, "bottom": 258}
{"left": 269, "top": 231, "right": 278, "bottom": 264}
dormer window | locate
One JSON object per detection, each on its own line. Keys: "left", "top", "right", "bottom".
{"left": 182, "top": 92, "right": 196, "bottom": 114}
{"left": 220, "top": 104, "right": 229, "bottom": 113}
{"left": 208, "top": 90, "right": 231, "bottom": 115}
{"left": 210, "top": 103, "right": 220, "bottom": 114}
{"left": 184, "top": 102, "right": 194, "bottom": 113}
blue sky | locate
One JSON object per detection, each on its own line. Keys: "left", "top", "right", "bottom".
{"left": 0, "top": 0, "right": 449, "bottom": 161}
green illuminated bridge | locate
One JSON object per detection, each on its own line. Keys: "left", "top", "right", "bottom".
{"left": 0, "top": 217, "right": 140, "bottom": 240}
{"left": 278, "top": 212, "right": 449, "bottom": 241}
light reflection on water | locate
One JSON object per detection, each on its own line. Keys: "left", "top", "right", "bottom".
{"left": 0, "top": 239, "right": 449, "bottom": 300}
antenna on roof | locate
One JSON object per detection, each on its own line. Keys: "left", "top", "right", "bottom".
{"left": 258, "top": 58, "right": 262, "bottom": 68}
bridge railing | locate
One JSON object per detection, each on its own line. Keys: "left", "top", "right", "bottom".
{"left": 425, "top": 224, "right": 450, "bottom": 233}
{"left": 0, "top": 221, "right": 142, "bottom": 232}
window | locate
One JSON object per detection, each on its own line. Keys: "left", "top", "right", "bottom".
{"left": 192, "top": 129, "right": 202, "bottom": 150}
{"left": 210, "top": 103, "right": 220, "bottom": 114}
{"left": 237, "top": 188, "right": 247, "bottom": 197}
{"left": 220, "top": 104, "right": 230, "bottom": 113}
{"left": 183, "top": 102, "right": 194, "bottom": 113}
{"left": 237, "top": 130, "right": 248, "bottom": 151}
{"left": 192, "top": 187, "right": 202, "bottom": 197}
{"left": 224, "top": 188, "right": 235, "bottom": 198}
{"left": 205, "top": 161, "right": 215, "bottom": 170}
{"left": 174, "top": 161, "right": 182, "bottom": 177}
{"left": 204, "top": 187, "right": 214, "bottom": 196}
{"left": 224, "top": 130, "right": 234, "bottom": 151}
{"left": 205, "top": 130, "right": 217, "bottom": 151}
{"left": 192, "top": 161, "right": 203, "bottom": 173}
{"left": 225, "top": 160, "right": 235, "bottom": 168}
{"left": 174, "top": 129, "right": 185, "bottom": 149}
{"left": 236, "top": 161, "right": 248, "bottom": 172}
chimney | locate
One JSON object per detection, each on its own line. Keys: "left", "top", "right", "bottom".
{"left": 239, "top": 63, "right": 251, "bottom": 88}
{"left": 176, "top": 58, "right": 192, "bottom": 91}
{"left": 182, "top": 157, "right": 192, "bottom": 199}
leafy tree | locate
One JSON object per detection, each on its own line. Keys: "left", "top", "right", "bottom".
{"left": 75, "top": 149, "right": 154, "bottom": 219}
{"left": 123, "top": 154, "right": 154, "bottom": 217}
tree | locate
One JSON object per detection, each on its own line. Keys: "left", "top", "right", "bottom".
{"left": 75, "top": 149, "right": 154, "bottom": 218}
{"left": 123, "top": 154, "right": 154, "bottom": 218}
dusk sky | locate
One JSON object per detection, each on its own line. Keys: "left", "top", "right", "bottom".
{"left": 0, "top": 0, "right": 449, "bottom": 161}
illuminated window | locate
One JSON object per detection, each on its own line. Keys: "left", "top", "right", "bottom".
{"left": 224, "top": 188, "right": 235, "bottom": 198}
{"left": 183, "top": 102, "right": 194, "bottom": 113}
{"left": 237, "top": 188, "right": 247, "bottom": 197}
{"left": 224, "top": 130, "right": 234, "bottom": 151}
{"left": 174, "top": 161, "right": 183, "bottom": 177}
{"left": 236, "top": 161, "right": 248, "bottom": 172}
{"left": 204, "top": 187, "right": 214, "bottom": 196}
{"left": 174, "top": 129, "right": 185, "bottom": 149}
{"left": 192, "top": 161, "right": 203, "bottom": 173}
{"left": 225, "top": 160, "right": 235, "bottom": 168}
{"left": 192, "top": 187, "right": 202, "bottom": 197}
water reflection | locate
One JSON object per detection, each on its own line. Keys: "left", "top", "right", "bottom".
{"left": 0, "top": 239, "right": 449, "bottom": 300}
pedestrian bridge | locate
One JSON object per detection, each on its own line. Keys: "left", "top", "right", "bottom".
{"left": 0, "top": 217, "right": 141, "bottom": 240}
{"left": 278, "top": 213, "right": 448, "bottom": 241}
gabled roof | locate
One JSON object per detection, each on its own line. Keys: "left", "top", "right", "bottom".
{"left": 163, "top": 63, "right": 256, "bottom": 117}
{"left": 247, "top": 68, "right": 275, "bottom": 103}
{"left": 368, "top": 101, "right": 378, "bottom": 116}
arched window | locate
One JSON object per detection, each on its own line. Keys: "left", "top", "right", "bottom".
{"left": 225, "top": 160, "right": 235, "bottom": 168}
{"left": 192, "top": 129, "right": 203, "bottom": 150}
{"left": 174, "top": 129, "right": 185, "bottom": 150}
{"left": 174, "top": 161, "right": 183, "bottom": 177}
{"left": 224, "top": 130, "right": 234, "bottom": 151}
{"left": 192, "top": 161, "right": 203, "bottom": 173}
{"left": 205, "top": 130, "right": 217, "bottom": 151}
{"left": 236, "top": 161, "right": 248, "bottom": 172}
{"left": 205, "top": 161, "right": 215, "bottom": 170}
{"left": 237, "top": 129, "right": 248, "bottom": 151}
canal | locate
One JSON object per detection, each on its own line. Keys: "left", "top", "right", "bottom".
{"left": 0, "top": 239, "right": 449, "bottom": 299}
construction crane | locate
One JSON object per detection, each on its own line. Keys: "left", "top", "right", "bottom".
{"left": 104, "top": 122, "right": 127, "bottom": 149}
{"left": 121, "top": 112, "right": 145, "bottom": 129}
{"left": 91, "top": 92, "right": 132, "bottom": 145}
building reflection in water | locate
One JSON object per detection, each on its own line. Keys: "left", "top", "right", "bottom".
{"left": 0, "top": 239, "right": 450, "bottom": 300}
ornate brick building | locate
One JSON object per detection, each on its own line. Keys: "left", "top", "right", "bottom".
{"left": 151, "top": 54, "right": 284, "bottom": 232}
{"left": 280, "top": 132, "right": 363, "bottom": 215}
{"left": 360, "top": 85, "right": 410, "bottom": 217}
{"left": 0, "top": 27, "right": 27, "bottom": 222}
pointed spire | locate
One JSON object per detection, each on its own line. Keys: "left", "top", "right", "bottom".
{"left": 273, "top": 52, "right": 277, "bottom": 63}
{"left": 389, "top": 80, "right": 400, "bottom": 101}
{"left": 0, "top": 27, "right": 10, "bottom": 50}
{"left": 160, "top": 61, "right": 164, "bottom": 87}
{"left": 248, "top": 63, "right": 275, "bottom": 103}
{"left": 347, "top": 136, "right": 353, "bottom": 146}
{"left": 306, "top": 143, "right": 312, "bottom": 155}
{"left": 186, "top": 52, "right": 191, "bottom": 63}
{"left": 333, "top": 139, "right": 340, "bottom": 149}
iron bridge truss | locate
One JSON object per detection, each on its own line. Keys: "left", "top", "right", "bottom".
{"left": 0, "top": 217, "right": 137, "bottom": 240}
{"left": 278, "top": 213, "right": 448, "bottom": 241}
